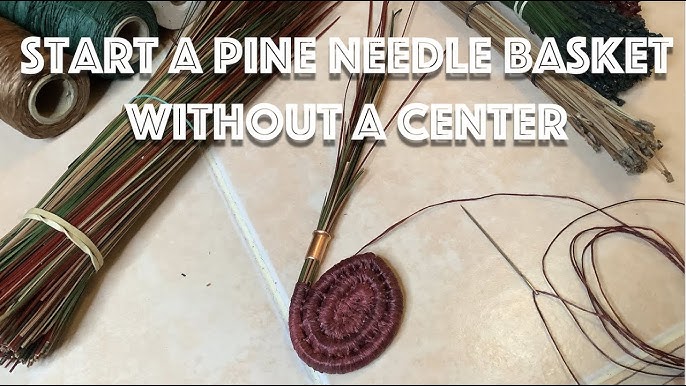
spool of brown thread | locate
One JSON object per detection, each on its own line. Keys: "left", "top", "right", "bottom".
{"left": 0, "top": 17, "right": 89, "bottom": 139}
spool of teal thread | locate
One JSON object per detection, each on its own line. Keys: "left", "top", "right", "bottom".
{"left": 0, "top": 1, "right": 159, "bottom": 79}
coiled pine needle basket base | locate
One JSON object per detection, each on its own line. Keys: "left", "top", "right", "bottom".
{"left": 289, "top": 253, "right": 404, "bottom": 374}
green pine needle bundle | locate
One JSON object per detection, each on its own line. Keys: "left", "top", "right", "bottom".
{"left": 501, "top": 1, "right": 662, "bottom": 105}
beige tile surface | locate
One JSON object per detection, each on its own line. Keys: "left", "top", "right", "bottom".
{"left": 612, "top": 345, "right": 684, "bottom": 385}
{"left": 0, "top": 1, "right": 683, "bottom": 384}
{"left": 212, "top": 1, "right": 685, "bottom": 384}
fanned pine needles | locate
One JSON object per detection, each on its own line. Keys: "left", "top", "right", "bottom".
{"left": 317, "top": 3, "right": 393, "bottom": 233}
{"left": 289, "top": 3, "right": 408, "bottom": 374}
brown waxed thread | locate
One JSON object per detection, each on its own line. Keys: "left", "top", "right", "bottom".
{"left": 354, "top": 193, "right": 684, "bottom": 383}
{"left": 0, "top": 17, "right": 89, "bottom": 139}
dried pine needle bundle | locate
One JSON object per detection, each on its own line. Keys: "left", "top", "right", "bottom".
{"left": 501, "top": 1, "right": 663, "bottom": 105}
{"left": 442, "top": 1, "right": 673, "bottom": 183}
{"left": 0, "top": 1, "right": 336, "bottom": 370}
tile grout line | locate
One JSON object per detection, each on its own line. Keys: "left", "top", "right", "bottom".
{"left": 203, "top": 148, "right": 330, "bottom": 386}
{"left": 588, "top": 322, "right": 685, "bottom": 385}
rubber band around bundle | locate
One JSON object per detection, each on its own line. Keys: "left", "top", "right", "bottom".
{"left": 465, "top": 1, "right": 490, "bottom": 28}
{"left": 23, "top": 208, "right": 104, "bottom": 271}
{"left": 513, "top": 1, "right": 530, "bottom": 18}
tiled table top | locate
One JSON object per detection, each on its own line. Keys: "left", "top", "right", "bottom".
{"left": 0, "top": 1, "right": 683, "bottom": 384}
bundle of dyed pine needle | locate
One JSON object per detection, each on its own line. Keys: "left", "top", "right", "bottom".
{"left": 289, "top": 1, "right": 407, "bottom": 374}
{"left": 442, "top": 1, "right": 673, "bottom": 183}
{"left": 501, "top": 1, "right": 662, "bottom": 105}
{"left": 0, "top": 1, "right": 336, "bottom": 370}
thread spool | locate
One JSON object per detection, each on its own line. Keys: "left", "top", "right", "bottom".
{"left": 112, "top": 15, "right": 149, "bottom": 64}
{"left": 0, "top": 1, "right": 159, "bottom": 79}
{"left": 0, "top": 17, "right": 89, "bottom": 138}
{"left": 147, "top": 1, "right": 206, "bottom": 30}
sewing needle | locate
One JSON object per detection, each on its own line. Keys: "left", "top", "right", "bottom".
{"left": 460, "top": 205, "right": 538, "bottom": 293}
